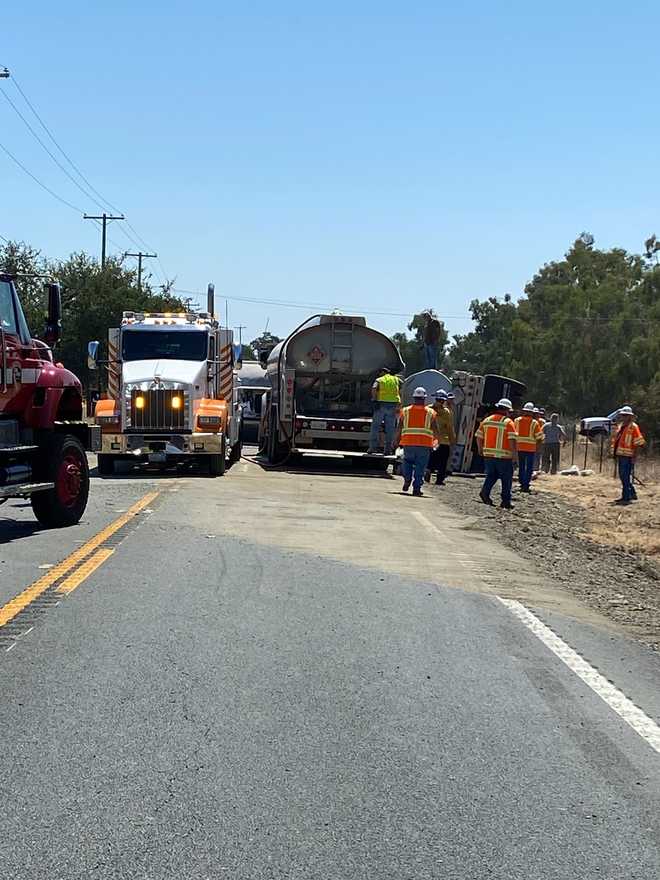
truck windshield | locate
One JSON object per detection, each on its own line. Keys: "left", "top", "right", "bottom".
{"left": 0, "top": 281, "right": 18, "bottom": 335}
{"left": 122, "top": 329, "right": 207, "bottom": 362}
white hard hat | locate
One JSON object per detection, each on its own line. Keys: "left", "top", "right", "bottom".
{"left": 435, "top": 389, "right": 448, "bottom": 399}
{"left": 413, "top": 387, "right": 427, "bottom": 399}
{"left": 496, "top": 398, "right": 513, "bottom": 410}
{"left": 522, "top": 401, "right": 534, "bottom": 412}
{"left": 619, "top": 405, "right": 635, "bottom": 416}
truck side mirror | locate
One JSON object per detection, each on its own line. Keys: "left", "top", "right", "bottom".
{"left": 44, "top": 282, "right": 62, "bottom": 346}
{"left": 87, "top": 340, "right": 100, "bottom": 370}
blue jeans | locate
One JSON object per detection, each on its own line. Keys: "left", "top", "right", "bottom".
{"left": 424, "top": 343, "right": 438, "bottom": 369}
{"left": 369, "top": 402, "right": 398, "bottom": 452}
{"left": 482, "top": 458, "right": 513, "bottom": 505}
{"left": 518, "top": 451, "right": 534, "bottom": 490}
{"left": 402, "top": 446, "right": 432, "bottom": 492}
{"left": 618, "top": 457, "right": 637, "bottom": 501}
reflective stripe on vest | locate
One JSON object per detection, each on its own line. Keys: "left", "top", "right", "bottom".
{"left": 375, "top": 373, "right": 401, "bottom": 403}
{"left": 514, "top": 416, "right": 543, "bottom": 452}
{"left": 477, "top": 413, "right": 516, "bottom": 458}
{"left": 400, "top": 405, "right": 435, "bottom": 447}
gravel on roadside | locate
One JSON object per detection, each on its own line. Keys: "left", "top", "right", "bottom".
{"left": 435, "top": 473, "right": 660, "bottom": 651}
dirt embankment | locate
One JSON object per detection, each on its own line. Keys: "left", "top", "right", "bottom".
{"left": 438, "top": 470, "right": 660, "bottom": 651}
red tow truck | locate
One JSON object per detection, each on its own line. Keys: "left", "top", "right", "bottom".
{"left": 0, "top": 273, "right": 99, "bottom": 527}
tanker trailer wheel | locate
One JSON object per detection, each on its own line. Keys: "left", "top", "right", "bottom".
{"left": 208, "top": 436, "right": 227, "bottom": 477}
{"left": 97, "top": 454, "right": 116, "bottom": 476}
{"left": 228, "top": 437, "right": 242, "bottom": 466}
{"left": 31, "top": 434, "right": 90, "bottom": 528}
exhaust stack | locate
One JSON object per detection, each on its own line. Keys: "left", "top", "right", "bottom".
{"left": 207, "top": 283, "right": 215, "bottom": 318}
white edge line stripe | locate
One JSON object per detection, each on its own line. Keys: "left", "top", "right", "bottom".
{"left": 497, "top": 597, "right": 660, "bottom": 755}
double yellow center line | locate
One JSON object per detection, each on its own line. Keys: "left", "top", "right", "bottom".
{"left": 0, "top": 491, "right": 159, "bottom": 629}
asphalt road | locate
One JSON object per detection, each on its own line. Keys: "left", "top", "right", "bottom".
{"left": 1, "top": 457, "right": 660, "bottom": 878}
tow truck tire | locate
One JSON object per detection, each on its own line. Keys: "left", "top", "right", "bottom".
{"left": 31, "top": 434, "right": 90, "bottom": 528}
{"left": 97, "top": 454, "right": 116, "bottom": 476}
{"left": 208, "top": 437, "right": 226, "bottom": 477}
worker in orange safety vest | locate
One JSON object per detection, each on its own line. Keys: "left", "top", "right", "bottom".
{"left": 514, "top": 402, "right": 544, "bottom": 493}
{"left": 610, "top": 405, "right": 645, "bottom": 505}
{"left": 475, "top": 398, "right": 518, "bottom": 509}
{"left": 394, "top": 387, "right": 441, "bottom": 496}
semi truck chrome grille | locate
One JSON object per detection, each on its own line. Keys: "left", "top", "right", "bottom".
{"left": 130, "top": 389, "right": 185, "bottom": 430}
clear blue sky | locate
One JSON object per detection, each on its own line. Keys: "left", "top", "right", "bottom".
{"left": 2, "top": 1, "right": 658, "bottom": 345}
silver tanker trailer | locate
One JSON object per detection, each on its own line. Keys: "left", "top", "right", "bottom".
{"left": 260, "top": 314, "right": 404, "bottom": 463}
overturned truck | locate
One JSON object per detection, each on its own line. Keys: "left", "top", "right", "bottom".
{"left": 260, "top": 314, "right": 404, "bottom": 463}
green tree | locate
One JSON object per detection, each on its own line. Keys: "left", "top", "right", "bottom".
{"left": 446, "top": 295, "right": 517, "bottom": 376}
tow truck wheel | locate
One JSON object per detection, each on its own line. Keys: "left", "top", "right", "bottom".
{"left": 31, "top": 434, "right": 90, "bottom": 528}
{"left": 97, "top": 454, "right": 116, "bottom": 476}
{"left": 208, "top": 436, "right": 226, "bottom": 477}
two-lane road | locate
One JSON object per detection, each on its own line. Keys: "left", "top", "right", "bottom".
{"left": 1, "top": 460, "right": 659, "bottom": 878}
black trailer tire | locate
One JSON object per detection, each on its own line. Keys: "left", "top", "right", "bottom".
{"left": 97, "top": 454, "right": 116, "bottom": 476}
{"left": 228, "top": 438, "right": 243, "bottom": 466}
{"left": 208, "top": 437, "right": 227, "bottom": 477}
{"left": 31, "top": 434, "right": 90, "bottom": 528}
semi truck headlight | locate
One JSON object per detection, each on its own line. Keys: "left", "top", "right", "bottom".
{"left": 171, "top": 396, "right": 182, "bottom": 409}
{"left": 135, "top": 396, "right": 145, "bottom": 409}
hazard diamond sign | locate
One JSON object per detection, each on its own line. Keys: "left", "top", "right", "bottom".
{"left": 308, "top": 345, "right": 326, "bottom": 365}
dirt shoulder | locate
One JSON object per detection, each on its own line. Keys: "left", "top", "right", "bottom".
{"left": 437, "top": 469, "right": 660, "bottom": 651}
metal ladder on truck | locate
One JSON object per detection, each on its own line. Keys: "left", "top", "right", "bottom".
{"left": 330, "top": 320, "right": 354, "bottom": 372}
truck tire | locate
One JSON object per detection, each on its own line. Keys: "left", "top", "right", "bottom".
{"left": 208, "top": 437, "right": 226, "bottom": 477}
{"left": 31, "top": 434, "right": 90, "bottom": 528}
{"left": 228, "top": 438, "right": 242, "bottom": 466}
{"left": 267, "top": 407, "right": 287, "bottom": 464}
{"left": 97, "top": 454, "right": 116, "bottom": 476}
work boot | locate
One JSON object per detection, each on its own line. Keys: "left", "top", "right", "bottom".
{"left": 402, "top": 480, "right": 411, "bottom": 493}
{"left": 435, "top": 478, "right": 445, "bottom": 486}
{"left": 479, "top": 491, "right": 494, "bottom": 506}
{"left": 500, "top": 501, "right": 514, "bottom": 510}
{"left": 413, "top": 488, "right": 423, "bottom": 497}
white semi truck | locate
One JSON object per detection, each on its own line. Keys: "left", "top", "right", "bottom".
{"left": 89, "top": 285, "right": 241, "bottom": 476}
{"left": 260, "top": 313, "right": 404, "bottom": 463}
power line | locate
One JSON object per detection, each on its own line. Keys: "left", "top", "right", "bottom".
{"left": 172, "top": 288, "right": 471, "bottom": 319}
{"left": 0, "top": 85, "right": 106, "bottom": 213}
{"left": 0, "top": 138, "right": 84, "bottom": 213}
{"left": 9, "top": 74, "right": 122, "bottom": 215}
{"left": 3, "top": 71, "right": 168, "bottom": 272}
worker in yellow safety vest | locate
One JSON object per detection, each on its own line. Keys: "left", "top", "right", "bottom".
{"left": 394, "top": 387, "right": 441, "bottom": 496}
{"left": 514, "top": 402, "right": 544, "bottom": 493}
{"left": 610, "top": 405, "right": 645, "bottom": 505}
{"left": 475, "top": 398, "right": 518, "bottom": 509}
{"left": 368, "top": 367, "right": 401, "bottom": 455}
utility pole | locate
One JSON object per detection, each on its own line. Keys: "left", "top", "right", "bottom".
{"left": 84, "top": 213, "right": 125, "bottom": 268}
{"left": 234, "top": 325, "right": 246, "bottom": 348}
{"left": 123, "top": 251, "right": 157, "bottom": 293}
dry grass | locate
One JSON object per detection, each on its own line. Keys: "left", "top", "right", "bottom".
{"left": 536, "top": 468, "right": 660, "bottom": 558}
